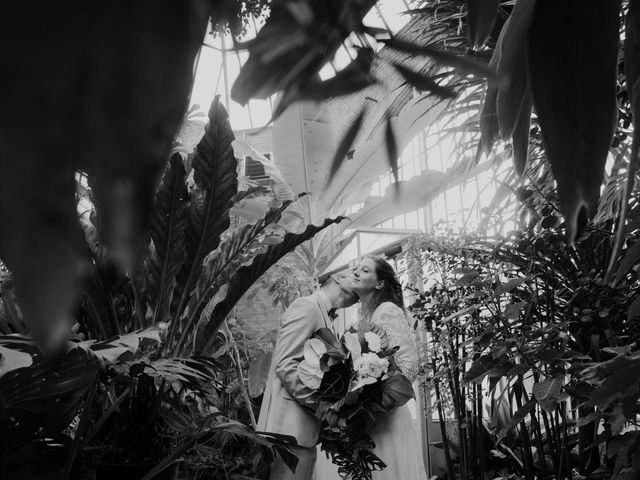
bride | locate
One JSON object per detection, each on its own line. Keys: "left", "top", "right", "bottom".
{"left": 314, "top": 255, "right": 425, "bottom": 480}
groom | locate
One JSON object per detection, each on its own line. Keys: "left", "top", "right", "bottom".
{"left": 258, "top": 272, "right": 358, "bottom": 480}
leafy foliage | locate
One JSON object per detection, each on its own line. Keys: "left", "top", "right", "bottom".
{"left": 406, "top": 225, "right": 640, "bottom": 479}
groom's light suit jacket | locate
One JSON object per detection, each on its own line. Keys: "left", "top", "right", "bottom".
{"left": 257, "top": 291, "right": 333, "bottom": 448}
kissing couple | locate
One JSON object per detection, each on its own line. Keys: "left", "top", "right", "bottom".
{"left": 257, "top": 256, "right": 425, "bottom": 480}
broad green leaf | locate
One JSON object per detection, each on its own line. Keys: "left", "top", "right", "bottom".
{"left": 587, "top": 357, "right": 640, "bottom": 409}
{"left": 464, "top": 354, "right": 495, "bottom": 384}
{"left": 527, "top": 0, "right": 621, "bottom": 242}
{"left": 532, "top": 375, "right": 564, "bottom": 413}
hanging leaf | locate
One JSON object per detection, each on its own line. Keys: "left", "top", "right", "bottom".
{"left": 146, "top": 154, "right": 189, "bottom": 325}
{"left": 381, "top": 38, "right": 497, "bottom": 80}
{"left": 477, "top": 25, "right": 503, "bottom": 160}
{"left": 466, "top": 0, "right": 499, "bottom": 50}
{"left": 532, "top": 375, "right": 564, "bottom": 413}
{"left": 231, "top": 0, "right": 377, "bottom": 105}
{"left": 393, "top": 63, "right": 456, "bottom": 99}
{"left": 512, "top": 97, "right": 532, "bottom": 176}
{"left": 326, "top": 109, "right": 366, "bottom": 187}
{"left": 384, "top": 113, "right": 399, "bottom": 195}
{"left": 495, "top": 0, "right": 536, "bottom": 139}
{"left": 171, "top": 97, "right": 238, "bottom": 327}
{"left": 606, "top": 0, "right": 640, "bottom": 283}
{"left": 527, "top": 0, "right": 621, "bottom": 242}
{"left": 197, "top": 216, "right": 347, "bottom": 354}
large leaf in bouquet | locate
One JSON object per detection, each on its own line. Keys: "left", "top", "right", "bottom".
{"left": 312, "top": 327, "right": 348, "bottom": 371}
{"left": 380, "top": 374, "right": 415, "bottom": 410}
{"left": 318, "top": 361, "right": 352, "bottom": 401}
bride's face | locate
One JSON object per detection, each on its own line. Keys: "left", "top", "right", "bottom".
{"left": 352, "top": 257, "right": 381, "bottom": 296}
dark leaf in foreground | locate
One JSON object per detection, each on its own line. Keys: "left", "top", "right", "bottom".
{"left": 171, "top": 97, "right": 238, "bottom": 331}
{"left": 147, "top": 154, "right": 189, "bottom": 325}
{"left": 495, "top": 0, "right": 536, "bottom": 140}
{"left": 512, "top": 97, "right": 532, "bottom": 176}
{"left": 326, "top": 109, "right": 367, "bottom": 187}
{"left": 466, "top": 0, "right": 499, "bottom": 50}
{"left": 384, "top": 113, "right": 399, "bottom": 194}
{"left": 393, "top": 63, "right": 456, "bottom": 98}
{"left": 527, "top": 0, "right": 620, "bottom": 242}
{"left": 381, "top": 38, "right": 496, "bottom": 80}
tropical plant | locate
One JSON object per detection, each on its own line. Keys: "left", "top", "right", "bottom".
{"left": 405, "top": 225, "right": 640, "bottom": 480}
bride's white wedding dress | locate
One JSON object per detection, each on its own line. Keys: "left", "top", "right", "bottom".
{"left": 314, "top": 302, "right": 427, "bottom": 480}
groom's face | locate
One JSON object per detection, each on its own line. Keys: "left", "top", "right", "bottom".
{"left": 334, "top": 272, "right": 358, "bottom": 306}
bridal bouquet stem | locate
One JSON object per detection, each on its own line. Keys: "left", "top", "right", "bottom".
{"left": 298, "top": 326, "right": 415, "bottom": 480}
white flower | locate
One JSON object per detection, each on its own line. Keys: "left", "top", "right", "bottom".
{"left": 364, "top": 332, "right": 382, "bottom": 352}
{"left": 343, "top": 332, "right": 362, "bottom": 360}
{"left": 353, "top": 352, "right": 389, "bottom": 380}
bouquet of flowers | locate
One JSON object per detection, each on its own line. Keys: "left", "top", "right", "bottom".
{"left": 297, "top": 325, "right": 415, "bottom": 480}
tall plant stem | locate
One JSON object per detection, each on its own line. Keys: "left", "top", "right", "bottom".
{"left": 515, "top": 379, "right": 548, "bottom": 480}
{"left": 226, "top": 321, "right": 256, "bottom": 428}
{"left": 446, "top": 355, "right": 468, "bottom": 480}
{"left": 433, "top": 365, "right": 455, "bottom": 480}
{"left": 513, "top": 384, "right": 535, "bottom": 480}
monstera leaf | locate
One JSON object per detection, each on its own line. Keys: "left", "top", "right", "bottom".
{"left": 197, "top": 216, "right": 346, "bottom": 354}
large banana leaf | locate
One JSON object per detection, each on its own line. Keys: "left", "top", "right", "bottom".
{"left": 174, "top": 197, "right": 303, "bottom": 354}
{"left": 196, "top": 216, "right": 346, "bottom": 354}
{"left": 146, "top": 154, "right": 189, "bottom": 325}
{"left": 171, "top": 97, "right": 238, "bottom": 328}
{"left": 527, "top": 0, "right": 620, "bottom": 242}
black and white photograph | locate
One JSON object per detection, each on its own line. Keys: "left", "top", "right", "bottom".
{"left": 1, "top": 1, "right": 639, "bottom": 479}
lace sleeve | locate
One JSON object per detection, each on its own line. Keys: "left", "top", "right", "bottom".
{"left": 371, "top": 302, "right": 418, "bottom": 382}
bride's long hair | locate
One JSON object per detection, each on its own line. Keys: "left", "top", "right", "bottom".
{"left": 363, "top": 255, "right": 405, "bottom": 315}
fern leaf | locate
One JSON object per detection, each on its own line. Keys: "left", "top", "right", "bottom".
{"left": 196, "top": 216, "right": 346, "bottom": 354}
{"left": 146, "top": 154, "right": 189, "bottom": 325}
{"left": 171, "top": 97, "right": 238, "bottom": 327}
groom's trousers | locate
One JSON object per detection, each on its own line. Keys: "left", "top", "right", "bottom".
{"left": 270, "top": 444, "right": 317, "bottom": 480}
